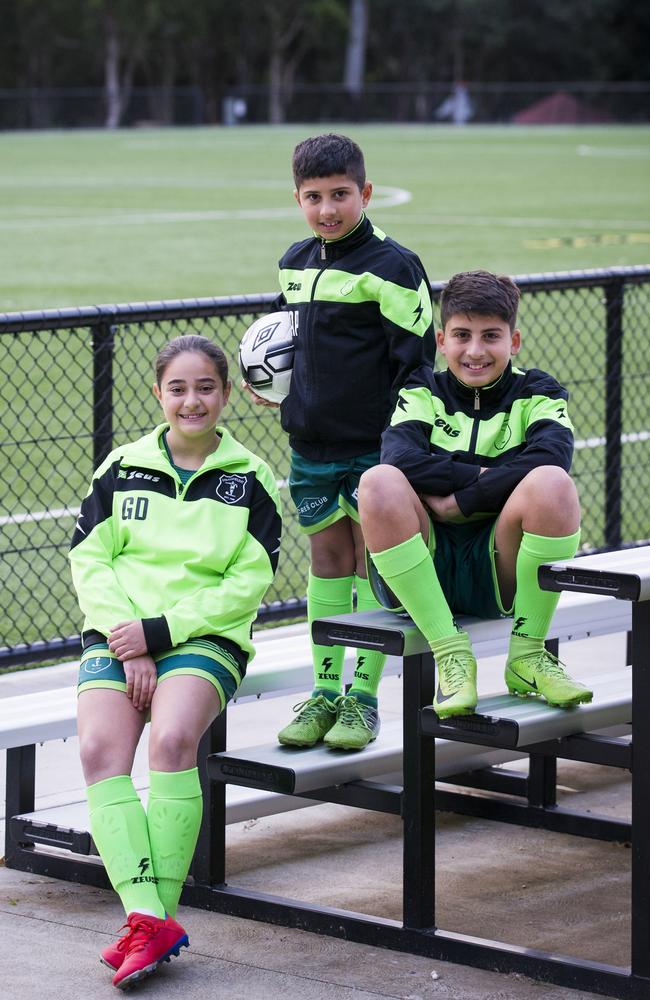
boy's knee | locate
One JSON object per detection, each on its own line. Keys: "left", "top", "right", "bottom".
{"left": 524, "top": 465, "right": 577, "bottom": 500}
{"left": 359, "top": 464, "right": 408, "bottom": 512}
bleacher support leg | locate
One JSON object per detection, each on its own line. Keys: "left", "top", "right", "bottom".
{"left": 191, "top": 710, "right": 227, "bottom": 887}
{"left": 4, "top": 744, "right": 35, "bottom": 865}
{"left": 402, "top": 650, "right": 435, "bottom": 929}
{"left": 631, "top": 599, "right": 650, "bottom": 983}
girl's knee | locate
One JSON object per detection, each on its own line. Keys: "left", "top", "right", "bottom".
{"left": 79, "top": 733, "right": 127, "bottom": 785}
{"left": 149, "top": 726, "right": 196, "bottom": 772}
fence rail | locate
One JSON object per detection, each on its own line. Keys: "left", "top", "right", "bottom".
{"left": 1, "top": 265, "right": 649, "bottom": 668}
{"left": 1, "top": 81, "right": 649, "bottom": 128}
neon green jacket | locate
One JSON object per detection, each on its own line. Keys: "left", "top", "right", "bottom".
{"left": 69, "top": 425, "right": 281, "bottom": 670}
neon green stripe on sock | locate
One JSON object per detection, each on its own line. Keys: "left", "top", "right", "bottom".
{"left": 87, "top": 774, "right": 165, "bottom": 918}
{"left": 308, "top": 572, "right": 353, "bottom": 695}
{"left": 147, "top": 767, "right": 203, "bottom": 918}
{"left": 370, "top": 533, "right": 459, "bottom": 645}
{"left": 349, "top": 574, "right": 386, "bottom": 699}
{"left": 509, "top": 529, "right": 581, "bottom": 656}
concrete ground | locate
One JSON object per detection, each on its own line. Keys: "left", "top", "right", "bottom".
{"left": 0, "top": 632, "right": 631, "bottom": 1000}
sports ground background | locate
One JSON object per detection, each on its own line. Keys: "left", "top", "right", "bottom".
{"left": 0, "top": 124, "right": 648, "bottom": 656}
{"left": 2, "top": 124, "right": 648, "bottom": 310}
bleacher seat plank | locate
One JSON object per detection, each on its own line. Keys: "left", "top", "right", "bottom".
{"left": 312, "top": 588, "right": 631, "bottom": 659}
{"left": 421, "top": 670, "right": 631, "bottom": 748}
{"left": 540, "top": 544, "right": 650, "bottom": 601}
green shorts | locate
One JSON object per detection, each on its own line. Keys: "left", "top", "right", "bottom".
{"left": 289, "top": 448, "right": 380, "bottom": 534}
{"left": 431, "top": 518, "right": 506, "bottom": 619}
{"left": 368, "top": 517, "right": 508, "bottom": 620}
{"left": 78, "top": 632, "right": 245, "bottom": 708}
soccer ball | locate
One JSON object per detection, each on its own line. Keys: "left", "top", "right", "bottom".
{"left": 238, "top": 311, "right": 294, "bottom": 404}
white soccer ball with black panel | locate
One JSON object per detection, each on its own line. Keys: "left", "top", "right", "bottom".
{"left": 238, "top": 311, "right": 294, "bottom": 404}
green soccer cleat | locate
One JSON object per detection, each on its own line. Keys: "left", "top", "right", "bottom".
{"left": 324, "top": 694, "right": 381, "bottom": 751}
{"left": 505, "top": 649, "right": 593, "bottom": 708}
{"left": 277, "top": 694, "right": 338, "bottom": 747}
{"left": 433, "top": 649, "right": 478, "bottom": 719}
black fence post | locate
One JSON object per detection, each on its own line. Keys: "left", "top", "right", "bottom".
{"left": 92, "top": 321, "right": 115, "bottom": 469}
{"left": 604, "top": 279, "right": 624, "bottom": 549}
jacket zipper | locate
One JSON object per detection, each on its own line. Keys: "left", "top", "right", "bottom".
{"left": 302, "top": 243, "right": 330, "bottom": 437}
{"left": 468, "top": 389, "right": 481, "bottom": 458}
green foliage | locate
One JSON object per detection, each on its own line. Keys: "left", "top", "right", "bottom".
{"left": 0, "top": 0, "right": 647, "bottom": 97}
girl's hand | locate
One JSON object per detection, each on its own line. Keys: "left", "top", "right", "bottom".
{"left": 108, "top": 620, "right": 147, "bottom": 660}
{"left": 240, "top": 379, "right": 280, "bottom": 408}
{"left": 123, "top": 654, "right": 158, "bottom": 711}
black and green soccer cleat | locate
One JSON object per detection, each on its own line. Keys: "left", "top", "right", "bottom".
{"left": 324, "top": 694, "right": 381, "bottom": 751}
{"left": 277, "top": 694, "right": 338, "bottom": 747}
{"left": 505, "top": 649, "right": 593, "bottom": 707}
{"left": 433, "top": 649, "right": 478, "bottom": 719}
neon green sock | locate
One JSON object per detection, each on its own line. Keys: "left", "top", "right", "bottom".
{"left": 147, "top": 767, "right": 203, "bottom": 917}
{"left": 508, "top": 529, "right": 581, "bottom": 660}
{"left": 87, "top": 774, "right": 165, "bottom": 918}
{"left": 308, "top": 571, "right": 353, "bottom": 698}
{"left": 348, "top": 574, "right": 387, "bottom": 701}
{"left": 369, "top": 533, "right": 461, "bottom": 648}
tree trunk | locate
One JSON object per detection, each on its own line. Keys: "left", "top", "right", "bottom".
{"left": 104, "top": 8, "right": 122, "bottom": 129}
{"left": 268, "top": 49, "right": 284, "bottom": 124}
{"left": 344, "top": 0, "right": 368, "bottom": 94}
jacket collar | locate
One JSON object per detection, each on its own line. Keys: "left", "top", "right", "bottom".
{"left": 447, "top": 361, "right": 515, "bottom": 405}
{"left": 119, "top": 424, "right": 244, "bottom": 473}
{"left": 315, "top": 213, "right": 373, "bottom": 260}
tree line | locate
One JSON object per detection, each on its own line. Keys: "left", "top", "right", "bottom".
{"left": 1, "top": 0, "right": 648, "bottom": 127}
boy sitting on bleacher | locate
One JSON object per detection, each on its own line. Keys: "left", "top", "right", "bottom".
{"left": 358, "top": 269, "right": 593, "bottom": 719}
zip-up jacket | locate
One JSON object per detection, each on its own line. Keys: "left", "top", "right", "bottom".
{"left": 381, "top": 362, "right": 574, "bottom": 518}
{"left": 274, "top": 214, "right": 435, "bottom": 461}
{"left": 69, "top": 425, "right": 282, "bottom": 674}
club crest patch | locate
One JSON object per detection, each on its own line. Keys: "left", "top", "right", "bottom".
{"left": 83, "top": 656, "right": 112, "bottom": 675}
{"left": 216, "top": 474, "right": 247, "bottom": 504}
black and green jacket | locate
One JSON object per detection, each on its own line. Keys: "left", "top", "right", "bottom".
{"left": 69, "top": 425, "right": 282, "bottom": 673}
{"left": 274, "top": 213, "right": 435, "bottom": 461}
{"left": 381, "top": 362, "right": 574, "bottom": 518}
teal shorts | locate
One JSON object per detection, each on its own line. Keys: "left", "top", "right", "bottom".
{"left": 289, "top": 448, "right": 380, "bottom": 534}
{"left": 78, "top": 633, "right": 245, "bottom": 708}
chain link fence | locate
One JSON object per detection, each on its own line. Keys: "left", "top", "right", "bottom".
{"left": 1, "top": 83, "right": 649, "bottom": 128}
{"left": 1, "top": 266, "right": 649, "bottom": 668}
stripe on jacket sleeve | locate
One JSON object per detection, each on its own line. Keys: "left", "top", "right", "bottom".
{"left": 247, "top": 473, "right": 282, "bottom": 574}
{"left": 70, "top": 461, "right": 119, "bottom": 550}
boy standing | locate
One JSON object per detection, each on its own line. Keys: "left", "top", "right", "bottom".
{"left": 249, "top": 133, "right": 434, "bottom": 749}
{"left": 358, "top": 270, "right": 592, "bottom": 718}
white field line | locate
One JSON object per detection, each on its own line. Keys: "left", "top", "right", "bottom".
{"left": 577, "top": 145, "right": 650, "bottom": 158}
{"left": 2, "top": 435, "right": 649, "bottom": 529}
{"left": 0, "top": 185, "right": 411, "bottom": 230}
{"left": 1, "top": 210, "right": 647, "bottom": 233}
{"left": 382, "top": 214, "right": 650, "bottom": 231}
{"left": 573, "top": 429, "right": 650, "bottom": 450}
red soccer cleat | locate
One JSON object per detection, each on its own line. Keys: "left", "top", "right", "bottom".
{"left": 100, "top": 933, "right": 128, "bottom": 972}
{"left": 111, "top": 912, "right": 189, "bottom": 990}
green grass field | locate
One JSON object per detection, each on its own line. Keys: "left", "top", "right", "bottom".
{"left": 0, "top": 124, "right": 648, "bottom": 655}
{"left": 1, "top": 124, "right": 649, "bottom": 311}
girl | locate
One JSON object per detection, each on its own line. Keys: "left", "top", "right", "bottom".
{"left": 70, "top": 335, "right": 281, "bottom": 990}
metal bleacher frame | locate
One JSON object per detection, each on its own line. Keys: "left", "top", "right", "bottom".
{"left": 185, "top": 548, "right": 648, "bottom": 1000}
